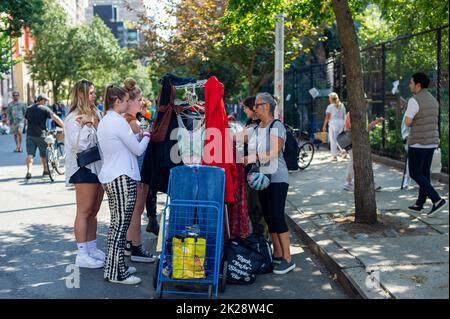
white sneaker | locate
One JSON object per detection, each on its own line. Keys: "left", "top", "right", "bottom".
{"left": 89, "top": 248, "right": 106, "bottom": 262}
{"left": 108, "top": 275, "right": 141, "bottom": 285}
{"left": 127, "top": 266, "right": 137, "bottom": 275}
{"left": 343, "top": 183, "right": 354, "bottom": 191}
{"left": 75, "top": 254, "right": 104, "bottom": 269}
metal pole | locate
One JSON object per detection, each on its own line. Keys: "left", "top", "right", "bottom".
{"left": 9, "top": 33, "right": 15, "bottom": 91}
{"left": 274, "top": 14, "right": 285, "bottom": 122}
{"left": 381, "top": 44, "right": 386, "bottom": 153}
{"left": 310, "top": 65, "right": 313, "bottom": 135}
{"left": 437, "top": 28, "right": 442, "bottom": 139}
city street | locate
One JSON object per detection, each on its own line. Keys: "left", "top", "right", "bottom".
{"left": 0, "top": 134, "right": 348, "bottom": 299}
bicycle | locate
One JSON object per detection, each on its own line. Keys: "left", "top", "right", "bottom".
{"left": 42, "top": 128, "right": 65, "bottom": 182}
{"left": 288, "top": 126, "right": 315, "bottom": 170}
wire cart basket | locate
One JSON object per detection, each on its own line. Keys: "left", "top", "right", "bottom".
{"left": 154, "top": 165, "right": 227, "bottom": 298}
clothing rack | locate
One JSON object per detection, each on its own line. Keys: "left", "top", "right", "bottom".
{"left": 174, "top": 79, "right": 207, "bottom": 90}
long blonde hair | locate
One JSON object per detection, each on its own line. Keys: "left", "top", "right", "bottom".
{"left": 329, "top": 92, "right": 343, "bottom": 108}
{"left": 69, "top": 79, "right": 96, "bottom": 117}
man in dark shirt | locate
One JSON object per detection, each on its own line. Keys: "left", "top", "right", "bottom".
{"left": 25, "top": 94, "right": 64, "bottom": 179}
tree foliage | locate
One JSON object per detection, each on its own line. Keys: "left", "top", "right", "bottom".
{"left": 0, "top": 0, "right": 44, "bottom": 77}
{"left": 27, "top": 0, "right": 137, "bottom": 102}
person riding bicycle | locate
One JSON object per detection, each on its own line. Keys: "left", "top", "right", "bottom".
{"left": 25, "top": 94, "right": 64, "bottom": 179}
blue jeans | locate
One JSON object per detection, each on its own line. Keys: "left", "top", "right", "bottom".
{"left": 408, "top": 147, "right": 441, "bottom": 207}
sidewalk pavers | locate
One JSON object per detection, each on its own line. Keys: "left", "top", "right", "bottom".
{"left": 286, "top": 151, "right": 449, "bottom": 299}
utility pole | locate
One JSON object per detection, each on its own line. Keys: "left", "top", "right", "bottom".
{"left": 9, "top": 29, "right": 15, "bottom": 92}
{"left": 274, "top": 13, "right": 285, "bottom": 122}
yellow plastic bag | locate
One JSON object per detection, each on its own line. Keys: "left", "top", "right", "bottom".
{"left": 172, "top": 236, "right": 206, "bottom": 279}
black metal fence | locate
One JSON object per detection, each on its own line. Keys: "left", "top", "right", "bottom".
{"left": 278, "top": 25, "right": 449, "bottom": 171}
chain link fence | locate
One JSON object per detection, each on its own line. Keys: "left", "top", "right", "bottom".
{"left": 278, "top": 25, "right": 449, "bottom": 172}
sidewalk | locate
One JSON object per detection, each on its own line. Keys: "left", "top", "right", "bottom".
{"left": 285, "top": 151, "right": 449, "bottom": 299}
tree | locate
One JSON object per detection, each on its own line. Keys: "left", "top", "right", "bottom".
{"left": 0, "top": 0, "right": 44, "bottom": 78}
{"left": 221, "top": 0, "right": 333, "bottom": 94}
{"left": 332, "top": 0, "right": 377, "bottom": 223}
{"left": 27, "top": 0, "right": 136, "bottom": 102}
{"left": 26, "top": 0, "right": 72, "bottom": 102}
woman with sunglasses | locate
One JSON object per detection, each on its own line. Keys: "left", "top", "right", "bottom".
{"left": 65, "top": 79, "right": 105, "bottom": 269}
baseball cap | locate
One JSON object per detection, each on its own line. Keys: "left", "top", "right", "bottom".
{"left": 36, "top": 94, "right": 50, "bottom": 102}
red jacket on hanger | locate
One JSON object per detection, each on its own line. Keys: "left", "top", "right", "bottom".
{"left": 203, "top": 76, "right": 237, "bottom": 203}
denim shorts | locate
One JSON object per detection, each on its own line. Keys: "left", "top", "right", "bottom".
{"left": 69, "top": 167, "right": 100, "bottom": 184}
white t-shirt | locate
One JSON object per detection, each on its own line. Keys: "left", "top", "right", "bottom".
{"left": 326, "top": 103, "right": 346, "bottom": 124}
{"left": 405, "top": 97, "right": 438, "bottom": 149}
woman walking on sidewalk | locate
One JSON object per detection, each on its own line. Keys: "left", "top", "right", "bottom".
{"left": 246, "top": 92, "right": 295, "bottom": 275}
{"left": 323, "top": 92, "right": 346, "bottom": 161}
{"left": 65, "top": 79, "right": 105, "bottom": 269}
{"left": 97, "top": 85, "right": 151, "bottom": 285}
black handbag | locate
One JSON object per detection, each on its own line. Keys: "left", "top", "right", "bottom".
{"left": 337, "top": 131, "right": 352, "bottom": 151}
{"left": 76, "top": 126, "right": 101, "bottom": 167}
{"left": 76, "top": 145, "right": 101, "bottom": 167}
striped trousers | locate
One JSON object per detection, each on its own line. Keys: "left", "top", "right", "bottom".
{"left": 103, "top": 175, "right": 137, "bottom": 281}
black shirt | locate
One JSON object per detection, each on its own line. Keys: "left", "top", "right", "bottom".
{"left": 25, "top": 104, "right": 53, "bottom": 137}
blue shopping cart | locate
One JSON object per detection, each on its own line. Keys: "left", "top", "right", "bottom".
{"left": 154, "top": 165, "right": 227, "bottom": 298}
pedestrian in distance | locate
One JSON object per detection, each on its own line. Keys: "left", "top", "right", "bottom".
{"left": 24, "top": 94, "right": 64, "bottom": 179}
{"left": 64, "top": 79, "right": 105, "bottom": 269}
{"left": 7, "top": 91, "right": 27, "bottom": 153}
{"left": 121, "top": 78, "right": 156, "bottom": 263}
{"left": 97, "top": 84, "right": 151, "bottom": 285}
{"left": 404, "top": 72, "right": 447, "bottom": 217}
{"left": 322, "top": 92, "right": 346, "bottom": 161}
{"left": 342, "top": 109, "right": 384, "bottom": 192}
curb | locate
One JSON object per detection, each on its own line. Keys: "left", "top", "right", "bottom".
{"left": 371, "top": 154, "right": 449, "bottom": 184}
{"left": 285, "top": 216, "right": 364, "bottom": 299}
{"left": 285, "top": 201, "right": 394, "bottom": 299}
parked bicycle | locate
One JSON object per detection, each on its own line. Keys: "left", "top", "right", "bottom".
{"left": 288, "top": 126, "right": 315, "bottom": 170}
{"left": 42, "top": 127, "right": 65, "bottom": 182}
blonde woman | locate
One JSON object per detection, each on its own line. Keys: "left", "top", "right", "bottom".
{"left": 97, "top": 85, "right": 151, "bottom": 285}
{"left": 322, "top": 92, "right": 346, "bottom": 161}
{"left": 122, "top": 78, "right": 155, "bottom": 263}
{"left": 64, "top": 79, "right": 104, "bottom": 269}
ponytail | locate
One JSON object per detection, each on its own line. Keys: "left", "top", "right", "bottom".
{"left": 103, "top": 84, "right": 128, "bottom": 115}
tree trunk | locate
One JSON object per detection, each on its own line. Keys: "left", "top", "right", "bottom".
{"left": 52, "top": 81, "right": 59, "bottom": 103}
{"left": 332, "top": 0, "right": 378, "bottom": 224}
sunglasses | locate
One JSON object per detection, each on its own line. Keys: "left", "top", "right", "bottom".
{"left": 254, "top": 102, "right": 267, "bottom": 108}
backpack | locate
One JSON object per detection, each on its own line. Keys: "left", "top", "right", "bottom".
{"left": 269, "top": 120, "right": 299, "bottom": 171}
{"left": 236, "top": 234, "right": 273, "bottom": 274}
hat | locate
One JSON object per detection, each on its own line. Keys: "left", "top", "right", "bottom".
{"left": 36, "top": 94, "right": 50, "bottom": 102}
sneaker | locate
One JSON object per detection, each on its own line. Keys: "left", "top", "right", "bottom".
{"left": 146, "top": 218, "right": 159, "bottom": 236}
{"left": 331, "top": 156, "right": 337, "bottom": 162}
{"left": 130, "top": 244, "right": 156, "bottom": 263}
{"left": 107, "top": 275, "right": 141, "bottom": 285}
{"left": 125, "top": 241, "right": 132, "bottom": 256}
{"left": 89, "top": 248, "right": 106, "bottom": 262}
{"left": 127, "top": 266, "right": 137, "bottom": 275}
{"left": 343, "top": 183, "right": 354, "bottom": 191}
{"left": 25, "top": 173, "right": 31, "bottom": 179}
{"left": 428, "top": 199, "right": 447, "bottom": 217}
{"left": 273, "top": 258, "right": 296, "bottom": 275}
{"left": 75, "top": 254, "right": 104, "bottom": 269}
{"left": 408, "top": 204, "right": 423, "bottom": 213}
{"left": 272, "top": 255, "right": 283, "bottom": 265}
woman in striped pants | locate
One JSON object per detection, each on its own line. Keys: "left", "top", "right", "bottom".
{"left": 97, "top": 85, "right": 151, "bottom": 285}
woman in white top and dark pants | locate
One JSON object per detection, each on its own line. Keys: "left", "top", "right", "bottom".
{"left": 322, "top": 92, "right": 346, "bottom": 161}
{"left": 97, "top": 85, "right": 151, "bottom": 285}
